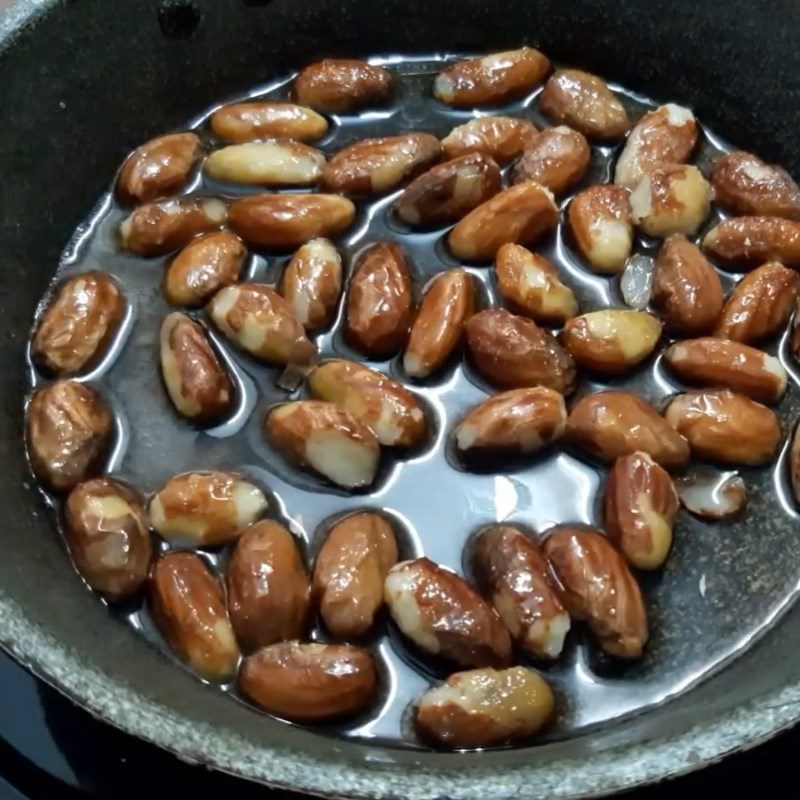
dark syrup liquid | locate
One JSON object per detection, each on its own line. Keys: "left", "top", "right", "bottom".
{"left": 25, "top": 53, "right": 800, "bottom": 750}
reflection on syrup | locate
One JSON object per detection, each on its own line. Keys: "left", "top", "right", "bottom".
{"left": 24, "top": 53, "right": 800, "bottom": 749}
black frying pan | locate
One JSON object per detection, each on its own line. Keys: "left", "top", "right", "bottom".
{"left": 2, "top": 1, "right": 800, "bottom": 797}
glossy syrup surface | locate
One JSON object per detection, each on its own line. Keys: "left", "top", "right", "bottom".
{"left": 25, "top": 53, "right": 800, "bottom": 750}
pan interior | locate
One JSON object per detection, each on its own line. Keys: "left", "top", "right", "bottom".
{"left": 25, "top": 51, "right": 800, "bottom": 750}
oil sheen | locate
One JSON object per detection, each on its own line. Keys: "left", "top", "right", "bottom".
{"left": 25, "top": 53, "right": 800, "bottom": 750}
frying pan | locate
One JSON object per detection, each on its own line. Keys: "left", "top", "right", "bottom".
{"left": 2, "top": 0, "right": 800, "bottom": 797}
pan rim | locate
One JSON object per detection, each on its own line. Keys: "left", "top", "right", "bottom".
{"left": 1, "top": 586, "right": 799, "bottom": 799}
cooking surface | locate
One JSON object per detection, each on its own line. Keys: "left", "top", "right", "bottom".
{"left": 23, "top": 54, "right": 800, "bottom": 748}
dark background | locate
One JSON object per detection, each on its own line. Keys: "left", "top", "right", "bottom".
{"left": 0, "top": 648, "right": 797, "bottom": 800}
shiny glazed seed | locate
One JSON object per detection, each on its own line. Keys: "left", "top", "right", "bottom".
{"left": 539, "top": 69, "right": 630, "bottom": 140}
{"left": 614, "top": 103, "right": 698, "bottom": 189}
{"left": 561, "top": 310, "right": 662, "bottom": 375}
{"left": 440, "top": 116, "right": 539, "bottom": 163}
{"left": 566, "top": 390, "right": 690, "bottom": 467}
{"left": 713, "top": 261, "right": 800, "bottom": 344}
{"left": 312, "top": 512, "right": 399, "bottom": 637}
{"left": 281, "top": 238, "right": 343, "bottom": 331}
{"left": 511, "top": 125, "right": 591, "bottom": 195}
{"left": 677, "top": 469, "right": 748, "bottom": 521}
{"left": 149, "top": 471, "right": 268, "bottom": 546}
{"left": 384, "top": 557, "right": 512, "bottom": 668}
{"left": 568, "top": 184, "right": 633, "bottom": 274}
{"left": 116, "top": 132, "right": 202, "bottom": 204}
{"left": 448, "top": 180, "right": 559, "bottom": 262}
{"left": 292, "top": 59, "right": 392, "bottom": 112}
{"left": 27, "top": 380, "right": 113, "bottom": 492}
{"left": 544, "top": 525, "right": 648, "bottom": 659}
{"left": 239, "top": 641, "right": 378, "bottom": 721}
{"left": 119, "top": 197, "right": 227, "bottom": 257}
{"left": 265, "top": 401, "right": 380, "bottom": 489}
{"left": 494, "top": 244, "right": 578, "bottom": 326}
{"left": 227, "top": 193, "right": 355, "bottom": 250}
{"left": 207, "top": 283, "right": 316, "bottom": 365}
{"left": 149, "top": 551, "right": 239, "bottom": 681}
{"left": 465, "top": 308, "right": 576, "bottom": 393}
{"left": 32, "top": 271, "right": 125, "bottom": 375}
{"left": 159, "top": 312, "right": 233, "bottom": 422}
{"left": 629, "top": 164, "right": 711, "bottom": 237}
{"left": 650, "top": 234, "right": 724, "bottom": 336}
{"left": 204, "top": 140, "right": 326, "bottom": 186}
{"left": 321, "top": 133, "right": 442, "bottom": 197}
{"left": 664, "top": 389, "right": 781, "bottom": 466}
{"left": 471, "top": 525, "right": 570, "bottom": 659}
{"left": 164, "top": 231, "right": 247, "bottom": 308}
{"left": 64, "top": 477, "right": 153, "bottom": 600}
{"left": 210, "top": 102, "right": 329, "bottom": 143}
{"left": 416, "top": 666, "right": 555, "bottom": 749}
{"left": 455, "top": 387, "right": 567, "bottom": 454}
{"left": 308, "top": 359, "right": 426, "bottom": 447}
{"left": 711, "top": 150, "right": 800, "bottom": 219}
{"left": 344, "top": 242, "right": 414, "bottom": 359}
{"left": 226, "top": 520, "right": 310, "bottom": 652}
{"left": 703, "top": 216, "right": 800, "bottom": 269}
{"left": 603, "top": 452, "right": 679, "bottom": 570}
{"left": 434, "top": 47, "right": 550, "bottom": 107}
{"left": 394, "top": 153, "right": 501, "bottom": 228}
{"left": 403, "top": 268, "right": 475, "bottom": 378}
{"left": 664, "top": 338, "right": 787, "bottom": 404}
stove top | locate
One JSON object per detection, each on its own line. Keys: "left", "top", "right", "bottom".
{"left": 0, "top": 646, "right": 795, "bottom": 799}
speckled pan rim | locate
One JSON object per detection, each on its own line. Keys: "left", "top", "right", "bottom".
{"left": 3, "top": 1, "right": 800, "bottom": 797}
{"left": 3, "top": 584, "right": 800, "bottom": 800}
{"left": 0, "top": 0, "right": 50, "bottom": 52}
